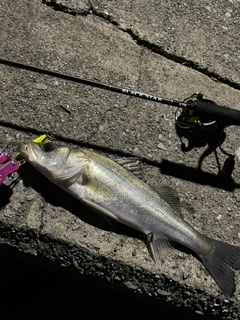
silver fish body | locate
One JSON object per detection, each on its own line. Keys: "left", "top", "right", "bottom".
{"left": 19, "top": 139, "right": 240, "bottom": 296}
{"left": 67, "top": 148, "right": 211, "bottom": 257}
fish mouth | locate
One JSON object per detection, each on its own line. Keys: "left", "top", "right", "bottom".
{"left": 18, "top": 143, "right": 35, "bottom": 162}
{"left": 18, "top": 145, "right": 29, "bottom": 160}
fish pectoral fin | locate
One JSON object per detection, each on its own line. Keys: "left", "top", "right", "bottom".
{"left": 147, "top": 233, "right": 173, "bottom": 264}
{"left": 151, "top": 186, "right": 181, "bottom": 214}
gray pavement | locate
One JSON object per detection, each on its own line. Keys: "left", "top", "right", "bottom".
{"left": 1, "top": 0, "right": 240, "bottom": 318}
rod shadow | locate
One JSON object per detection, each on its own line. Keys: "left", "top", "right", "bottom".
{"left": 159, "top": 159, "right": 240, "bottom": 191}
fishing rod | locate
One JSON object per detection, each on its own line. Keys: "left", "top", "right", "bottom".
{"left": 1, "top": 57, "right": 240, "bottom": 178}
{"left": 1, "top": 58, "right": 240, "bottom": 125}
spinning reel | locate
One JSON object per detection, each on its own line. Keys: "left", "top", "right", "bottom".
{"left": 175, "top": 93, "right": 235, "bottom": 178}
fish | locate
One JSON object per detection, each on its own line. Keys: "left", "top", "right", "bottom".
{"left": 18, "top": 138, "right": 240, "bottom": 296}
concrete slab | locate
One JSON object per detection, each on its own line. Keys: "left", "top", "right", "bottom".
{"left": 1, "top": 0, "right": 240, "bottom": 318}
{"left": 61, "top": 0, "right": 240, "bottom": 86}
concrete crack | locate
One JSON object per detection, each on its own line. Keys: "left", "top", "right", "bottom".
{"left": 136, "top": 48, "right": 145, "bottom": 92}
{"left": 39, "top": 0, "right": 240, "bottom": 91}
{"left": 123, "top": 46, "right": 145, "bottom": 110}
{"left": 41, "top": 0, "right": 90, "bottom": 16}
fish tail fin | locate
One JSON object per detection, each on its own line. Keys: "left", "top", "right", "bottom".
{"left": 201, "top": 238, "right": 240, "bottom": 296}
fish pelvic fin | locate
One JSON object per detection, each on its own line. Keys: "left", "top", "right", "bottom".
{"left": 201, "top": 238, "right": 240, "bottom": 297}
{"left": 147, "top": 233, "right": 173, "bottom": 264}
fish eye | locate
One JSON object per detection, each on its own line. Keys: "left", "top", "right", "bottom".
{"left": 42, "top": 142, "right": 55, "bottom": 152}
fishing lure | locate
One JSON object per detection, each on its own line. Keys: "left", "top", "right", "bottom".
{"left": 0, "top": 134, "right": 47, "bottom": 186}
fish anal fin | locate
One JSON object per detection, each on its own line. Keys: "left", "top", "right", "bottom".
{"left": 148, "top": 233, "right": 173, "bottom": 264}
{"left": 152, "top": 186, "right": 181, "bottom": 214}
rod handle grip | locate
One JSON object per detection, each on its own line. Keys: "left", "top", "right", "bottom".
{"left": 193, "top": 100, "right": 240, "bottom": 126}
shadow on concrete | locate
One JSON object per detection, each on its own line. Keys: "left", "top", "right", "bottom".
{"left": 0, "top": 246, "right": 218, "bottom": 320}
{"left": 160, "top": 159, "right": 240, "bottom": 191}
{"left": 0, "top": 184, "right": 13, "bottom": 208}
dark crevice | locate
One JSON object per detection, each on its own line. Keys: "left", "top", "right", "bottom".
{"left": 125, "top": 31, "right": 240, "bottom": 91}
{"left": 39, "top": 1, "right": 240, "bottom": 92}
{"left": 41, "top": 0, "right": 90, "bottom": 16}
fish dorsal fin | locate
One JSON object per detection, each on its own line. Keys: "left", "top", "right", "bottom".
{"left": 109, "top": 155, "right": 143, "bottom": 179}
{"left": 152, "top": 186, "right": 181, "bottom": 214}
{"left": 147, "top": 233, "right": 173, "bottom": 264}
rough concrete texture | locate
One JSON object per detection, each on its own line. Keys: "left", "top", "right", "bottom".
{"left": 1, "top": 0, "right": 240, "bottom": 318}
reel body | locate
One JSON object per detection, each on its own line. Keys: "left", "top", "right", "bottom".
{"left": 175, "top": 93, "right": 234, "bottom": 178}
{"left": 176, "top": 93, "right": 221, "bottom": 151}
